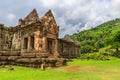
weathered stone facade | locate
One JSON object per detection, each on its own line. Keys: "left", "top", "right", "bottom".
{"left": 0, "top": 9, "right": 80, "bottom": 67}
{"left": 0, "top": 24, "right": 13, "bottom": 50}
{"left": 11, "top": 9, "right": 60, "bottom": 56}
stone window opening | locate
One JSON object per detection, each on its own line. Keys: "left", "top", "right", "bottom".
{"left": 39, "top": 44, "right": 42, "bottom": 48}
{"left": 24, "top": 37, "right": 28, "bottom": 49}
{"left": 47, "top": 38, "right": 54, "bottom": 55}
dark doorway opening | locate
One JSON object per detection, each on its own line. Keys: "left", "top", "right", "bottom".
{"left": 24, "top": 37, "right": 28, "bottom": 49}
{"left": 47, "top": 38, "right": 54, "bottom": 54}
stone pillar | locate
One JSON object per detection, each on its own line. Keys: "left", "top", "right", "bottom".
{"left": 28, "top": 36, "right": 30, "bottom": 51}
{"left": 33, "top": 35, "right": 35, "bottom": 50}
{"left": 54, "top": 39, "right": 59, "bottom": 56}
{"left": 21, "top": 37, "right": 24, "bottom": 52}
{"left": 0, "top": 38, "right": 1, "bottom": 50}
{"left": 35, "top": 34, "right": 41, "bottom": 51}
{"left": 42, "top": 37, "right": 47, "bottom": 51}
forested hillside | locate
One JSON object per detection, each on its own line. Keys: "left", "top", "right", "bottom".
{"left": 71, "top": 18, "right": 120, "bottom": 54}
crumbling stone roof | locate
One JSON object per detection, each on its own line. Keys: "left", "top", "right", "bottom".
{"left": 24, "top": 8, "right": 39, "bottom": 22}
{"left": 18, "top": 8, "right": 39, "bottom": 26}
{"left": 63, "top": 34, "right": 80, "bottom": 46}
{"left": 64, "top": 34, "right": 74, "bottom": 42}
{"left": 40, "top": 9, "right": 57, "bottom": 25}
{"left": 0, "top": 24, "right": 4, "bottom": 28}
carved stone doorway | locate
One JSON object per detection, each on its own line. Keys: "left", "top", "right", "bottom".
{"left": 47, "top": 38, "right": 54, "bottom": 55}
{"left": 24, "top": 37, "right": 28, "bottom": 49}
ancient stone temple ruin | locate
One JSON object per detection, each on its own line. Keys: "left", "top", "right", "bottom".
{"left": 0, "top": 9, "right": 80, "bottom": 68}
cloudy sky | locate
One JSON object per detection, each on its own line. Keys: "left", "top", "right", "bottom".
{"left": 0, "top": 0, "right": 120, "bottom": 37}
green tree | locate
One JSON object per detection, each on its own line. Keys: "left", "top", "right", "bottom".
{"left": 112, "top": 31, "right": 120, "bottom": 51}
{"left": 81, "top": 45, "right": 94, "bottom": 54}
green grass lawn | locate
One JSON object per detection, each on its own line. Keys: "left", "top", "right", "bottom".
{"left": 0, "top": 59, "right": 120, "bottom": 80}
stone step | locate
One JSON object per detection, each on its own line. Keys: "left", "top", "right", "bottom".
{"left": 21, "top": 53, "right": 36, "bottom": 58}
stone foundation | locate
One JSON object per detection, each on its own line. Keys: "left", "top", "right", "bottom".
{"left": 0, "top": 51, "right": 67, "bottom": 68}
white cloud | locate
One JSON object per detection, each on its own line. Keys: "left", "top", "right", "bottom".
{"left": 41, "top": 0, "right": 58, "bottom": 7}
{"left": 34, "top": 0, "right": 120, "bottom": 37}
{"left": 6, "top": 13, "right": 16, "bottom": 22}
{"left": 0, "top": 0, "right": 120, "bottom": 37}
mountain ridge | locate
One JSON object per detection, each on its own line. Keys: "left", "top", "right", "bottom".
{"left": 71, "top": 18, "right": 120, "bottom": 54}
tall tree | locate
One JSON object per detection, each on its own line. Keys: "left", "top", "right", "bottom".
{"left": 113, "top": 31, "right": 120, "bottom": 51}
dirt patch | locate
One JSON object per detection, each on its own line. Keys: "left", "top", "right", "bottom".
{"left": 86, "top": 66, "right": 96, "bottom": 71}
{"left": 64, "top": 66, "right": 96, "bottom": 72}
{"left": 64, "top": 66, "right": 83, "bottom": 72}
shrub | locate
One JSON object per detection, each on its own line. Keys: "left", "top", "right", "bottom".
{"left": 80, "top": 52, "right": 110, "bottom": 60}
{"left": 81, "top": 45, "right": 95, "bottom": 54}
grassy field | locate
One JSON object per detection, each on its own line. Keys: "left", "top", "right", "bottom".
{"left": 0, "top": 59, "right": 120, "bottom": 80}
